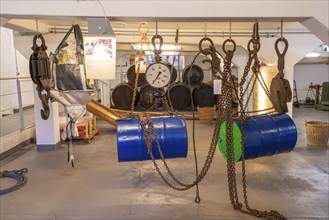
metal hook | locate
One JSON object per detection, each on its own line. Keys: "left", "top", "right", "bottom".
{"left": 175, "top": 27, "right": 179, "bottom": 44}
{"left": 204, "top": 20, "right": 207, "bottom": 38}
{"left": 252, "top": 22, "right": 259, "bottom": 40}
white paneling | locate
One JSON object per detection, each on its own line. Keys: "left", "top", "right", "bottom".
{"left": 0, "top": 27, "right": 17, "bottom": 114}
{"left": 0, "top": 27, "right": 16, "bottom": 78}
{"left": 16, "top": 49, "right": 30, "bottom": 77}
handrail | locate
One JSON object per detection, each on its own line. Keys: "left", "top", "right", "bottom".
{"left": 0, "top": 91, "right": 33, "bottom": 97}
{"left": 0, "top": 104, "right": 33, "bottom": 113}
{"left": 0, "top": 77, "right": 31, "bottom": 80}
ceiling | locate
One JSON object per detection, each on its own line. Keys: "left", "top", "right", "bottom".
{"left": 3, "top": 17, "right": 328, "bottom": 61}
{"left": 5, "top": 18, "right": 310, "bottom": 40}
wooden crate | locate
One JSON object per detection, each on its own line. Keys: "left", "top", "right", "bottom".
{"left": 60, "top": 116, "right": 98, "bottom": 144}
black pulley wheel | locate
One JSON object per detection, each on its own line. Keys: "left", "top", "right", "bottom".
{"left": 183, "top": 64, "right": 204, "bottom": 86}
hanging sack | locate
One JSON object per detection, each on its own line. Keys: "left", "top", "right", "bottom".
{"left": 50, "top": 24, "right": 92, "bottom": 91}
{"left": 49, "top": 24, "right": 93, "bottom": 108}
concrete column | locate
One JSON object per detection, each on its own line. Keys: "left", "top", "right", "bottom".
{"left": 33, "top": 85, "right": 60, "bottom": 150}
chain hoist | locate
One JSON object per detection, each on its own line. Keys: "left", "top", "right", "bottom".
{"left": 134, "top": 36, "right": 223, "bottom": 204}
{"left": 129, "top": 22, "right": 150, "bottom": 117}
{"left": 270, "top": 20, "right": 292, "bottom": 114}
{"left": 222, "top": 22, "right": 286, "bottom": 220}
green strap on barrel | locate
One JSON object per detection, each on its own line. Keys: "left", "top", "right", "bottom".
{"left": 217, "top": 121, "right": 242, "bottom": 162}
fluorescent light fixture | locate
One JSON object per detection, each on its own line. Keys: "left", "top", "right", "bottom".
{"left": 305, "top": 52, "right": 320, "bottom": 57}
{"left": 145, "top": 51, "right": 180, "bottom": 56}
{"left": 132, "top": 44, "right": 181, "bottom": 51}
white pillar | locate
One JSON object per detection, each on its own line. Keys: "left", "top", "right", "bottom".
{"left": 33, "top": 85, "right": 60, "bottom": 150}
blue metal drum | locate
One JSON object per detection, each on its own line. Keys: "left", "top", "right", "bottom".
{"left": 218, "top": 114, "right": 297, "bottom": 161}
{"left": 116, "top": 116, "right": 188, "bottom": 162}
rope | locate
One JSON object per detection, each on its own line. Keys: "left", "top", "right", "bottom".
{"left": 0, "top": 168, "right": 28, "bottom": 195}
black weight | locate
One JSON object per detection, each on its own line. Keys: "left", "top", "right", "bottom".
{"left": 139, "top": 85, "right": 158, "bottom": 109}
{"left": 193, "top": 84, "right": 215, "bottom": 107}
{"left": 167, "top": 83, "right": 191, "bottom": 110}
{"left": 183, "top": 64, "right": 204, "bottom": 86}
{"left": 112, "top": 83, "right": 138, "bottom": 110}
{"left": 127, "top": 65, "right": 147, "bottom": 87}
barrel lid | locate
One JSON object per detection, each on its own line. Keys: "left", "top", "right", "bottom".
{"left": 218, "top": 121, "right": 242, "bottom": 162}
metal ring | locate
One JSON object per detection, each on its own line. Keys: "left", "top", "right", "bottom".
{"left": 151, "top": 34, "right": 163, "bottom": 51}
{"left": 222, "top": 38, "right": 236, "bottom": 54}
{"left": 274, "top": 37, "right": 288, "bottom": 57}
{"left": 138, "top": 22, "right": 149, "bottom": 34}
{"left": 195, "top": 196, "right": 201, "bottom": 203}
{"left": 198, "top": 37, "right": 215, "bottom": 53}
{"left": 247, "top": 39, "right": 261, "bottom": 54}
{"left": 32, "top": 34, "right": 46, "bottom": 50}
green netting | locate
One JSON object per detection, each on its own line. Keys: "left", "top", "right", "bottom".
{"left": 218, "top": 121, "right": 242, "bottom": 162}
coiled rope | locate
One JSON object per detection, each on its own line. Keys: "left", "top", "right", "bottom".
{"left": 0, "top": 168, "right": 28, "bottom": 195}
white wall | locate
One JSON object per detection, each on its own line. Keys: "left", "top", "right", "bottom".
{"left": 294, "top": 64, "right": 329, "bottom": 103}
{"left": 0, "top": 27, "right": 34, "bottom": 116}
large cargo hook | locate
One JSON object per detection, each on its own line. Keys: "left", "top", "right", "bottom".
{"left": 29, "top": 33, "right": 52, "bottom": 120}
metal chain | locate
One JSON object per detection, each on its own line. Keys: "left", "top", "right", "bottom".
{"left": 162, "top": 95, "right": 175, "bottom": 116}
{"left": 136, "top": 36, "right": 228, "bottom": 191}
{"left": 226, "top": 24, "right": 287, "bottom": 220}
{"left": 220, "top": 40, "right": 242, "bottom": 209}
{"left": 138, "top": 107, "right": 220, "bottom": 191}
{"left": 130, "top": 23, "right": 150, "bottom": 117}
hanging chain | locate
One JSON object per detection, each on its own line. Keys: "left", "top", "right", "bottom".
{"left": 239, "top": 23, "right": 274, "bottom": 115}
{"left": 222, "top": 23, "right": 287, "bottom": 220}
{"left": 129, "top": 22, "right": 150, "bottom": 117}
{"left": 138, "top": 110, "right": 220, "bottom": 191}
{"left": 220, "top": 38, "right": 242, "bottom": 209}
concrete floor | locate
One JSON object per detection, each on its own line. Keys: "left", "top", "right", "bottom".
{"left": 1, "top": 106, "right": 328, "bottom": 220}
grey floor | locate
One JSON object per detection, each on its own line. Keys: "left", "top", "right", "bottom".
{"left": 0, "top": 106, "right": 328, "bottom": 220}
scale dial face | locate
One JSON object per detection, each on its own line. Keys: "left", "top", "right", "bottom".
{"left": 145, "top": 63, "right": 171, "bottom": 88}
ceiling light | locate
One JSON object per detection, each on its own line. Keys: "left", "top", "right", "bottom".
{"left": 145, "top": 51, "right": 179, "bottom": 56}
{"left": 132, "top": 44, "right": 181, "bottom": 51}
{"left": 305, "top": 52, "right": 320, "bottom": 58}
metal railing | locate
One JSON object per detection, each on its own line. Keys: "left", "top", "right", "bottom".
{"left": 0, "top": 77, "right": 34, "bottom": 131}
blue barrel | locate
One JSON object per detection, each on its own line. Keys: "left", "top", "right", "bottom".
{"left": 218, "top": 114, "right": 297, "bottom": 161}
{"left": 116, "top": 116, "right": 188, "bottom": 162}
